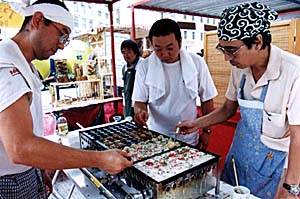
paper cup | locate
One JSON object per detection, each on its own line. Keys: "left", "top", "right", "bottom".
{"left": 232, "top": 186, "right": 250, "bottom": 199}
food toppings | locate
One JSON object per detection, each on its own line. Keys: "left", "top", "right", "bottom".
{"left": 123, "top": 135, "right": 179, "bottom": 162}
{"left": 134, "top": 146, "right": 215, "bottom": 182}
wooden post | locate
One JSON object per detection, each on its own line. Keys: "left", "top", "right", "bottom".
{"left": 295, "top": 19, "right": 300, "bottom": 56}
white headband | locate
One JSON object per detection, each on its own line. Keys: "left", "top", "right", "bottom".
{"left": 10, "top": 2, "right": 73, "bottom": 31}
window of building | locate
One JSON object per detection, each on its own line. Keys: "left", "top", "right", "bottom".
{"left": 105, "top": 13, "right": 109, "bottom": 20}
{"left": 82, "top": 18, "right": 86, "bottom": 30}
{"left": 192, "top": 16, "right": 195, "bottom": 21}
{"left": 184, "top": 15, "right": 187, "bottom": 20}
{"left": 74, "top": 16, "right": 79, "bottom": 28}
{"left": 192, "top": 32, "right": 195, "bottom": 40}
{"left": 74, "top": 2, "right": 78, "bottom": 12}
{"left": 213, "top": 18, "right": 216, "bottom": 24}
{"left": 200, "top": 17, "right": 203, "bottom": 23}
{"left": 89, "top": 19, "right": 93, "bottom": 29}
{"left": 206, "top": 17, "right": 209, "bottom": 23}
{"left": 81, "top": 3, "right": 86, "bottom": 14}
{"left": 88, "top": 5, "right": 93, "bottom": 15}
{"left": 98, "top": 11, "right": 102, "bottom": 17}
{"left": 200, "top": 32, "right": 203, "bottom": 41}
{"left": 184, "top": 31, "right": 187, "bottom": 39}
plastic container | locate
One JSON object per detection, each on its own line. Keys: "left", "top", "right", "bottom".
{"left": 56, "top": 113, "right": 69, "bottom": 136}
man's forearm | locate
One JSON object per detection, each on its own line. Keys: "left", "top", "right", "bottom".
{"left": 200, "top": 99, "right": 214, "bottom": 116}
{"left": 197, "top": 99, "right": 238, "bottom": 129}
{"left": 134, "top": 101, "right": 147, "bottom": 114}
{"left": 285, "top": 125, "right": 300, "bottom": 185}
{"left": 11, "top": 136, "right": 101, "bottom": 170}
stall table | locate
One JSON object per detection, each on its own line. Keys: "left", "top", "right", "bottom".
{"left": 43, "top": 97, "right": 123, "bottom": 132}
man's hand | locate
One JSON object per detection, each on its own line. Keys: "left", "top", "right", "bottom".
{"left": 278, "top": 187, "right": 299, "bottom": 199}
{"left": 176, "top": 119, "right": 200, "bottom": 134}
{"left": 134, "top": 110, "right": 149, "bottom": 128}
{"left": 98, "top": 149, "right": 133, "bottom": 175}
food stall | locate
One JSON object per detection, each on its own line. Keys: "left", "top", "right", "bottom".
{"left": 45, "top": 1, "right": 300, "bottom": 198}
{"left": 48, "top": 117, "right": 264, "bottom": 199}
{"left": 49, "top": 119, "right": 224, "bottom": 199}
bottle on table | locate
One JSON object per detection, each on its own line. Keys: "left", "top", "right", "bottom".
{"left": 56, "top": 113, "right": 69, "bottom": 136}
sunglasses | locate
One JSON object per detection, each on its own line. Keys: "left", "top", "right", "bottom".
{"left": 50, "top": 22, "right": 70, "bottom": 47}
{"left": 216, "top": 44, "right": 245, "bottom": 56}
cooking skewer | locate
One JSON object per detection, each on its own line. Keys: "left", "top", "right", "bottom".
{"left": 64, "top": 95, "right": 73, "bottom": 99}
{"left": 76, "top": 122, "right": 117, "bottom": 199}
{"left": 231, "top": 155, "right": 242, "bottom": 194}
{"left": 175, "top": 126, "right": 180, "bottom": 134}
{"left": 142, "top": 125, "right": 148, "bottom": 130}
{"left": 75, "top": 122, "right": 84, "bottom": 129}
{"left": 174, "top": 121, "right": 181, "bottom": 141}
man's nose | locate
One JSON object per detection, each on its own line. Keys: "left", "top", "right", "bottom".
{"left": 224, "top": 54, "right": 233, "bottom": 61}
{"left": 58, "top": 43, "right": 65, "bottom": 50}
{"left": 160, "top": 50, "right": 168, "bottom": 58}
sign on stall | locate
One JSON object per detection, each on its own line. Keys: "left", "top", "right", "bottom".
{"left": 0, "top": 2, "right": 23, "bottom": 28}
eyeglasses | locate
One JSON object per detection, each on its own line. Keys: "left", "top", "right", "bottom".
{"left": 50, "top": 22, "right": 70, "bottom": 47}
{"left": 216, "top": 44, "right": 245, "bottom": 56}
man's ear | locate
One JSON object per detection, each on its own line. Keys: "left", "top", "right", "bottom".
{"left": 31, "top": 12, "right": 44, "bottom": 30}
{"left": 179, "top": 38, "right": 182, "bottom": 48}
{"left": 255, "top": 34, "right": 263, "bottom": 50}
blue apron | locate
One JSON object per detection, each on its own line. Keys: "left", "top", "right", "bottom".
{"left": 221, "top": 74, "right": 286, "bottom": 199}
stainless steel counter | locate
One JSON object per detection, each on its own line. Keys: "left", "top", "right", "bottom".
{"left": 63, "top": 168, "right": 106, "bottom": 199}
{"left": 45, "top": 131, "right": 106, "bottom": 199}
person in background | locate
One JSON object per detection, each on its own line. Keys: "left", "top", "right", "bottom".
{"left": 132, "top": 18, "right": 217, "bottom": 146}
{"left": 177, "top": 2, "right": 300, "bottom": 198}
{"left": 0, "top": 0, "right": 132, "bottom": 198}
{"left": 121, "top": 39, "right": 143, "bottom": 118}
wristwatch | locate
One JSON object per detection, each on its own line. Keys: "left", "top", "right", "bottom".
{"left": 202, "top": 128, "right": 212, "bottom": 135}
{"left": 283, "top": 183, "right": 300, "bottom": 196}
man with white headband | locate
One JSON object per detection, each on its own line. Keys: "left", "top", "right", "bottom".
{"left": 0, "top": 0, "right": 132, "bottom": 198}
{"left": 177, "top": 2, "right": 300, "bottom": 198}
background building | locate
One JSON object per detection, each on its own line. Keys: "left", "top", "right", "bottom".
{"left": 65, "top": 0, "right": 219, "bottom": 54}
{"left": 64, "top": 0, "right": 220, "bottom": 89}
{"left": 0, "top": 0, "right": 222, "bottom": 90}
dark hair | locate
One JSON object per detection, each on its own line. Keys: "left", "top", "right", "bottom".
{"left": 242, "top": 31, "right": 272, "bottom": 50}
{"left": 149, "top": 18, "right": 181, "bottom": 45}
{"left": 121, "top": 39, "right": 140, "bottom": 56}
{"left": 20, "top": 0, "right": 69, "bottom": 31}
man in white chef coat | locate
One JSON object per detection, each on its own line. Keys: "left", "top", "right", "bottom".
{"left": 132, "top": 18, "right": 217, "bottom": 146}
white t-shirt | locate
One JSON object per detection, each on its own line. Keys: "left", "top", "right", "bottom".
{"left": 0, "top": 64, "right": 43, "bottom": 176}
{"left": 226, "top": 45, "right": 300, "bottom": 152}
{"left": 133, "top": 52, "right": 217, "bottom": 145}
